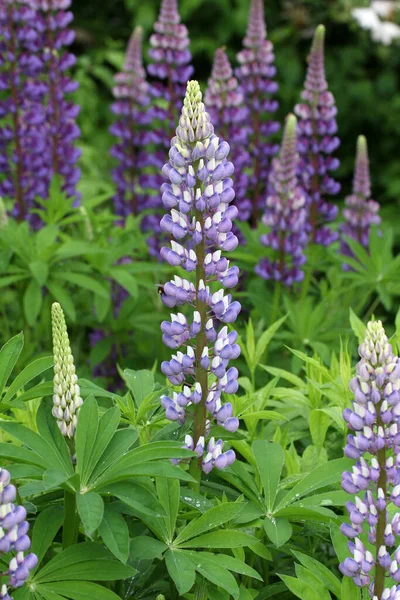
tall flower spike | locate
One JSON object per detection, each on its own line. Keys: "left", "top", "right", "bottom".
{"left": 0, "top": 468, "right": 38, "bottom": 594}
{"left": 256, "top": 114, "right": 308, "bottom": 286}
{"left": 159, "top": 81, "right": 241, "bottom": 480}
{"left": 110, "top": 26, "right": 164, "bottom": 255}
{"left": 340, "top": 136, "right": 381, "bottom": 261}
{"left": 340, "top": 320, "right": 400, "bottom": 599}
{"left": 236, "top": 0, "right": 280, "bottom": 226}
{"left": 51, "top": 302, "right": 83, "bottom": 438}
{"left": 205, "top": 47, "right": 251, "bottom": 222}
{"left": 30, "top": 0, "right": 81, "bottom": 205}
{"left": 294, "top": 24, "right": 340, "bottom": 246}
{"left": 0, "top": 0, "right": 47, "bottom": 222}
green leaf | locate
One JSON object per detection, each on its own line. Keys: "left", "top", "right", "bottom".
{"left": 54, "top": 272, "right": 109, "bottom": 299}
{"left": 349, "top": 308, "right": 366, "bottom": 343}
{"left": 215, "top": 553, "right": 262, "bottom": 581}
{"left": 254, "top": 315, "right": 287, "bottom": 367}
{"left": 330, "top": 521, "right": 349, "bottom": 563}
{"left": 23, "top": 279, "right": 43, "bottom": 326}
{"left": 253, "top": 440, "right": 284, "bottom": 512}
{"left": 3, "top": 356, "right": 53, "bottom": 403}
{"left": 99, "top": 506, "right": 130, "bottom": 563}
{"left": 0, "top": 442, "right": 47, "bottom": 469}
{"left": 36, "top": 543, "right": 136, "bottom": 583}
{"left": 89, "top": 429, "right": 138, "bottom": 484}
{"left": 0, "top": 332, "right": 24, "bottom": 398}
{"left": 47, "top": 280, "right": 76, "bottom": 322}
{"left": 309, "top": 410, "right": 331, "bottom": 452}
{"left": 175, "top": 503, "right": 244, "bottom": 545}
{"left": 31, "top": 505, "right": 64, "bottom": 565}
{"left": 110, "top": 268, "right": 138, "bottom": 299}
{"left": 263, "top": 517, "right": 292, "bottom": 547}
{"left": 260, "top": 365, "right": 304, "bottom": 388}
{"left": 279, "top": 574, "right": 323, "bottom": 600}
{"left": 36, "top": 402, "right": 74, "bottom": 477}
{"left": 76, "top": 492, "right": 104, "bottom": 535}
{"left": 341, "top": 576, "right": 361, "bottom": 600}
{"left": 165, "top": 549, "right": 196, "bottom": 595}
{"left": 123, "top": 369, "right": 154, "bottom": 406}
{"left": 43, "top": 581, "right": 122, "bottom": 600}
{"left": 294, "top": 565, "right": 332, "bottom": 600}
{"left": 75, "top": 396, "right": 99, "bottom": 484}
{"left": 130, "top": 536, "right": 167, "bottom": 561}
{"left": 101, "top": 481, "right": 165, "bottom": 517}
{"left": 186, "top": 551, "right": 239, "bottom": 599}
{"left": 275, "top": 458, "right": 353, "bottom": 511}
{"left": 156, "top": 477, "right": 180, "bottom": 543}
{"left": 178, "top": 530, "right": 257, "bottom": 549}
{"left": 82, "top": 406, "right": 121, "bottom": 487}
{"left": 292, "top": 551, "right": 341, "bottom": 598}
{"left": 29, "top": 260, "right": 49, "bottom": 286}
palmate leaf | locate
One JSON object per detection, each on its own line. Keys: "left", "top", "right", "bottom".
{"left": 177, "top": 529, "right": 258, "bottom": 549}
{"left": 76, "top": 492, "right": 104, "bottom": 535}
{"left": 156, "top": 477, "right": 180, "bottom": 543}
{"left": 31, "top": 505, "right": 64, "bottom": 566}
{"left": 186, "top": 551, "right": 239, "bottom": 599}
{"left": 165, "top": 549, "right": 196, "bottom": 596}
{"left": 99, "top": 505, "right": 130, "bottom": 564}
{"left": 3, "top": 355, "right": 53, "bottom": 404}
{"left": 292, "top": 551, "right": 341, "bottom": 598}
{"left": 174, "top": 503, "right": 244, "bottom": 545}
{"left": 0, "top": 332, "right": 24, "bottom": 398}
{"left": 252, "top": 440, "right": 284, "bottom": 512}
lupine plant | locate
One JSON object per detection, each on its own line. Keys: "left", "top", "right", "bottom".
{"left": 236, "top": 0, "right": 279, "bottom": 226}
{"left": 159, "top": 80, "right": 241, "bottom": 485}
{"left": 340, "top": 135, "right": 381, "bottom": 260}
{"left": 294, "top": 24, "right": 340, "bottom": 246}
{"left": 0, "top": 1, "right": 400, "bottom": 599}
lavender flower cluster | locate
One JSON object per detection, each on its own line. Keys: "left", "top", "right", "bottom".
{"left": 0, "top": 468, "right": 37, "bottom": 597}
{"left": 159, "top": 80, "right": 240, "bottom": 474}
{"left": 256, "top": 114, "right": 308, "bottom": 286}
{"left": 0, "top": 0, "right": 80, "bottom": 221}
{"left": 340, "top": 320, "right": 400, "bottom": 599}
{"left": 340, "top": 135, "right": 381, "bottom": 260}
{"left": 294, "top": 24, "right": 340, "bottom": 246}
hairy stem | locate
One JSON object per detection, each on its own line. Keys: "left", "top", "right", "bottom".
{"left": 62, "top": 490, "right": 79, "bottom": 549}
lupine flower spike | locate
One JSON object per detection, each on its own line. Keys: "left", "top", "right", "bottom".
{"left": 0, "top": 0, "right": 46, "bottom": 221}
{"left": 205, "top": 47, "right": 251, "bottom": 222}
{"left": 110, "top": 26, "right": 164, "bottom": 254}
{"left": 51, "top": 302, "right": 83, "bottom": 438}
{"left": 159, "top": 81, "right": 241, "bottom": 479}
{"left": 0, "top": 468, "right": 38, "bottom": 596}
{"left": 30, "top": 0, "right": 81, "bottom": 204}
{"left": 236, "top": 0, "right": 280, "bottom": 226}
{"left": 294, "top": 24, "right": 340, "bottom": 245}
{"left": 340, "top": 320, "right": 400, "bottom": 599}
{"left": 340, "top": 136, "right": 381, "bottom": 261}
{"left": 256, "top": 114, "right": 308, "bottom": 286}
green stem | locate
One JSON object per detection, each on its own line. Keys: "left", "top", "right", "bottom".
{"left": 62, "top": 490, "right": 79, "bottom": 549}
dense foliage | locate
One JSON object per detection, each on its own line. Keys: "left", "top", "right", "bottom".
{"left": 0, "top": 0, "right": 400, "bottom": 599}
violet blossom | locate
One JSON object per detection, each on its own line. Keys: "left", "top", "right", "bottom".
{"left": 294, "top": 24, "right": 340, "bottom": 246}
{"left": 205, "top": 47, "right": 251, "bottom": 222}
{"left": 340, "top": 320, "right": 400, "bottom": 599}
{"left": 340, "top": 135, "right": 380, "bottom": 261}
{"left": 236, "top": 0, "right": 280, "bottom": 226}
{"left": 256, "top": 114, "right": 308, "bottom": 286}
{"left": 159, "top": 80, "right": 241, "bottom": 477}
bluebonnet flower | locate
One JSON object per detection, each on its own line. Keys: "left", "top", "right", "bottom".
{"left": 340, "top": 135, "right": 380, "bottom": 260}
{"left": 159, "top": 81, "right": 241, "bottom": 475}
{"left": 340, "top": 320, "right": 400, "bottom": 599}
{"left": 294, "top": 24, "right": 340, "bottom": 245}
{"left": 0, "top": 0, "right": 47, "bottom": 221}
{"left": 0, "top": 468, "right": 37, "bottom": 595}
{"left": 52, "top": 302, "right": 83, "bottom": 438}
{"left": 31, "top": 0, "right": 81, "bottom": 204}
{"left": 236, "top": 0, "right": 279, "bottom": 225}
{"left": 205, "top": 47, "right": 251, "bottom": 222}
{"left": 256, "top": 114, "right": 308, "bottom": 286}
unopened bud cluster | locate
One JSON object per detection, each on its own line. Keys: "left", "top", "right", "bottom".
{"left": 51, "top": 302, "right": 83, "bottom": 438}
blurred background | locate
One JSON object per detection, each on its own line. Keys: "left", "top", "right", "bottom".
{"left": 70, "top": 0, "right": 400, "bottom": 214}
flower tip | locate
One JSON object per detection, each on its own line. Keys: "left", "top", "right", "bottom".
{"left": 315, "top": 24, "right": 326, "bottom": 40}
{"left": 357, "top": 134, "right": 368, "bottom": 156}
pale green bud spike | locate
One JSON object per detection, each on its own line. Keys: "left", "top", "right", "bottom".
{"left": 312, "top": 24, "right": 325, "bottom": 52}
{"left": 280, "top": 113, "right": 297, "bottom": 162}
{"left": 0, "top": 197, "right": 8, "bottom": 230}
{"left": 357, "top": 135, "right": 367, "bottom": 159}
{"left": 175, "top": 80, "right": 214, "bottom": 145}
{"left": 51, "top": 303, "right": 83, "bottom": 438}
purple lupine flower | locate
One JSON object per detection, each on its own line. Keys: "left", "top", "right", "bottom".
{"left": 0, "top": 0, "right": 47, "bottom": 221}
{"left": 340, "top": 135, "right": 380, "bottom": 261}
{"left": 255, "top": 114, "right": 308, "bottom": 286}
{"left": 294, "top": 24, "right": 340, "bottom": 246}
{"left": 205, "top": 47, "right": 251, "bottom": 222}
{"left": 0, "top": 468, "right": 38, "bottom": 593}
{"left": 110, "top": 26, "right": 164, "bottom": 255}
{"left": 340, "top": 320, "right": 400, "bottom": 599}
{"left": 236, "top": 0, "right": 279, "bottom": 226}
{"left": 148, "top": 0, "right": 194, "bottom": 129}
{"left": 159, "top": 80, "right": 241, "bottom": 476}
{"left": 31, "top": 0, "right": 81, "bottom": 204}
